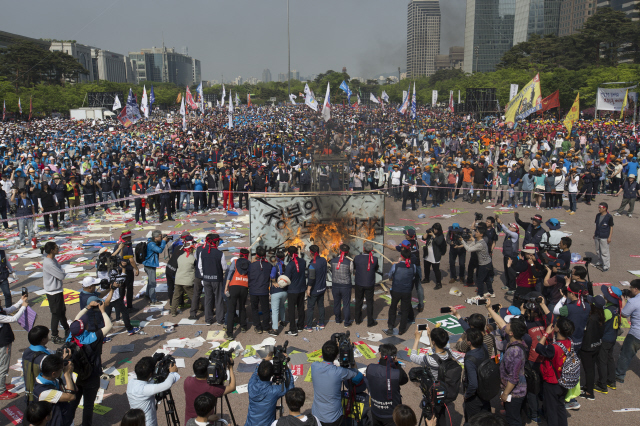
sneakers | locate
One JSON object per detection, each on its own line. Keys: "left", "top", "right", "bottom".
{"left": 614, "top": 212, "right": 622, "bottom": 216}
{"left": 304, "top": 326, "right": 313, "bottom": 332}
{"left": 255, "top": 328, "right": 263, "bottom": 334}
{"left": 565, "top": 401, "right": 581, "bottom": 410}
{"left": 136, "top": 221, "right": 142, "bottom": 225}
{"left": 449, "top": 278, "right": 457, "bottom": 284}
{"left": 268, "top": 329, "right": 280, "bottom": 336}
{"left": 506, "top": 290, "right": 515, "bottom": 296}
{"left": 114, "top": 320, "right": 125, "bottom": 326}
{"left": 225, "top": 333, "right": 234, "bottom": 341}
{"left": 570, "top": 212, "right": 575, "bottom": 215}
{"left": 629, "top": 214, "right": 633, "bottom": 218}
{"left": 0, "top": 390, "right": 18, "bottom": 400}
{"left": 317, "top": 324, "right": 325, "bottom": 330}
{"left": 594, "top": 385, "right": 608, "bottom": 394}
{"left": 5, "top": 384, "right": 15, "bottom": 391}
{"left": 579, "top": 391, "right": 595, "bottom": 400}
{"left": 486, "top": 293, "right": 496, "bottom": 298}
{"left": 383, "top": 329, "right": 395, "bottom": 336}
{"left": 103, "top": 336, "right": 112, "bottom": 343}
{"left": 286, "top": 330, "right": 298, "bottom": 336}
{"left": 608, "top": 382, "right": 617, "bottom": 390}
{"left": 51, "top": 336, "right": 65, "bottom": 344}
{"left": 144, "top": 221, "right": 149, "bottom": 224}
{"left": 501, "top": 286, "right": 509, "bottom": 290}
{"left": 128, "top": 327, "right": 140, "bottom": 336}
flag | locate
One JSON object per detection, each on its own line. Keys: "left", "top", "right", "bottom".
{"left": 112, "top": 94, "right": 121, "bottom": 110}
{"left": 431, "top": 90, "right": 437, "bottom": 106}
{"left": 509, "top": 84, "right": 519, "bottom": 101}
{"left": 228, "top": 92, "right": 233, "bottom": 128}
{"left": 2, "top": 100, "right": 5, "bottom": 121}
{"left": 458, "top": 90, "right": 460, "bottom": 104}
{"left": 563, "top": 93, "right": 580, "bottom": 135}
{"left": 117, "top": 106, "right": 133, "bottom": 127}
{"left": 235, "top": 92, "right": 240, "bottom": 107}
{"left": 411, "top": 83, "right": 417, "bottom": 119}
{"left": 179, "top": 95, "right": 186, "bottom": 116}
{"left": 196, "top": 81, "right": 204, "bottom": 112}
{"left": 289, "top": 94, "right": 297, "bottom": 104}
{"left": 29, "top": 97, "right": 32, "bottom": 120}
{"left": 321, "top": 82, "right": 331, "bottom": 122}
{"left": 621, "top": 89, "right": 629, "bottom": 119}
{"left": 126, "top": 88, "right": 141, "bottom": 124}
{"left": 381, "top": 91, "right": 389, "bottom": 103}
{"left": 221, "top": 84, "right": 226, "bottom": 107}
{"left": 247, "top": 93, "right": 252, "bottom": 107}
{"left": 540, "top": 90, "right": 560, "bottom": 113}
{"left": 150, "top": 86, "right": 155, "bottom": 111}
{"left": 370, "top": 93, "right": 380, "bottom": 104}
{"left": 176, "top": 92, "right": 182, "bottom": 104}
{"left": 339, "top": 80, "right": 352, "bottom": 106}
{"left": 505, "top": 74, "right": 542, "bottom": 127}
{"left": 449, "top": 91, "right": 454, "bottom": 113}
{"left": 304, "top": 83, "right": 318, "bottom": 111}
{"left": 18, "top": 98, "right": 22, "bottom": 114}
{"left": 398, "top": 89, "right": 409, "bottom": 115}
{"left": 141, "top": 85, "right": 149, "bottom": 118}
{"left": 186, "top": 86, "right": 197, "bottom": 110}
{"left": 356, "top": 94, "right": 361, "bottom": 107}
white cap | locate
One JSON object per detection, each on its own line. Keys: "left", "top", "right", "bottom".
{"left": 82, "top": 277, "right": 99, "bottom": 288}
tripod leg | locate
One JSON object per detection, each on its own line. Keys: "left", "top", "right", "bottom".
{"left": 225, "top": 394, "right": 238, "bottom": 426}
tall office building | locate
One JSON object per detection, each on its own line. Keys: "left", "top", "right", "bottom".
{"left": 128, "top": 46, "right": 198, "bottom": 86}
{"left": 464, "top": 0, "right": 516, "bottom": 73}
{"left": 262, "top": 68, "right": 272, "bottom": 83}
{"left": 90, "top": 48, "right": 128, "bottom": 83}
{"left": 406, "top": 0, "right": 441, "bottom": 78}
{"left": 193, "top": 59, "right": 201, "bottom": 84}
{"left": 597, "top": 0, "right": 640, "bottom": 20}
{"left": 513, "top": 0, "right": 562, "bottom": 45}
{"left": 49, "top": 41, "right": 95, "bottom": 83}
{"left": 559, "top": 0, "right": 597, "bottom": 36}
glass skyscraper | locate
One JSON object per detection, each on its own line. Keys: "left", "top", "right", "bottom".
{"left": 513, "top": 0, "right": 562, "bottom": 45}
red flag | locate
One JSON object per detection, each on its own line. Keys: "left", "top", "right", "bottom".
{"left": 540, "top": 90, "right": 560, "bottom": 113}
{"left": 117, "top": 106, "right": 133, "bottom": 128}
{"left": 186, "top": 86, "right": 198, "bottom": 110}
{"left": 29, "top": 97, "right": 32, "bottom": 120}
{"left": 247, "top": 93, "right": 252, "bottom": 107}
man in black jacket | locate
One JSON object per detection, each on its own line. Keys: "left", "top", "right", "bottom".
{"left": 514, "top": 212, "right": 546, "bottom": 248}
{"left": 49, "top": 174, "right": 67, "bottom": 222}
{"left": 354, "top": 242, "right": 379, "bottom": 326}
{"left": 365, "top": 344, "right": 409, "bottom": 426}
{"left": 37, "top": 182, "right": 59, "bottom": 231}
{"left": 236, "top": 168, "right": 251, "bottom": 210}
{"left": 248, "top": 247, "right": 271, "bottom": 333}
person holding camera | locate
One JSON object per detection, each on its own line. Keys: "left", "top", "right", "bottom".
{"left": 271, "top": 388, "right": 321, "bottom": 426}
{"left": 508, "top": 244, "right": 547, "bottom": 304}
{"left": 614, "top": 279, "right": 640, "bottom": 385}
{"left": 305, "top": 245, "right": 328, "bottom": 331}
{"left": 143, "top": 230, "right": 170, "bottom": 305}
{"left": 542, "top": 260, "right": 569, "bottom": 307}
{"left": 460, "top": 225, "right": 495, "bottom": 299}
{"left": 446, "top": 223, "right": 467, "bottom": 284}
{"left": 156, "top": 173, "right": 174, "bottom": 222}
{"left": 42, "top": 242, "right": 69, "bottom": 344}
{"left": 366, "top": 344, "right": 409, "bottom": 426}
{"left": 78, "top": 276, "right": 113, "bottom": 332}
{"left": 195, "top": 233, "right": 227, "bottom": 326}
{"left": 0, "top": 292, "right": 28, "bottom": 400}
{"left": 33, "top": 353, "right": 76, "bottom": 426}
{"left": 421, "top": 223, "right": 447, "bottom": 290}
{"left": 127, "top": 355, "right": 181, "bottom": 426}
{"left": 246, "top": 357, "right": 294, "bottom": 426}
{"left": 496, "top": 218, "right": 519, "bottom": 295}
{"left": 183, "top": 357, "right": 236, "bottom": 423}
{"left": 115, "top": 230, "right": 139, "bottom": 310}
{"left": 311, "top": 340, "right": 364, "bottom": 426}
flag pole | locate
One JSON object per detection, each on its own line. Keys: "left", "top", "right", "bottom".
{"left": 287, "top": 0, "right": 291, "bottom": 99}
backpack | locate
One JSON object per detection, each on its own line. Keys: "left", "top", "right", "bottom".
{"left": 553, "top": 341, "right": 581, "bottom": 390}
{"left": 433, "top": 351, "right": 462, "bottom": 404}
{"left": 134, "top": 241, "right": 148, "bottom": 264}
{"left": 66, "top": 341, "right": 94, "bottom": 383}
{"left": 24, "top": 351, "right": 46, "bottom": 405}
{"left": 466, "top": 347, "right": 501, "bottom": 401}
{"left": 513, "top": 344, "right": 541, "bottom": 395}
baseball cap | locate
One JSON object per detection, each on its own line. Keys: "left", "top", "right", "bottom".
{"left": 82, "top": 277, "right": 99, "bottom": 288}
{"left": 404, "top": 228, "right": 416, "bottom": 237}
{"left": 531, "top": 214, "right": 542, "bottom": 222}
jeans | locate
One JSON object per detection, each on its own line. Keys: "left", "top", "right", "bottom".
{"left": 17, "top": 218, "right": 34, "bottom": 244}
{"left": 278, "top": 182, "right": 289, "bottom": 192}
{"left": 119, "top": 188, "right": 131, "bottom": 208}
{"left": 202, "top": 281, "right": 225, "bottom": 324}
{"left": 305, "top": 292, "right": 326, "bottom": 328}
{"left": 271, "top": 291, "right": 287, "bottom": 328}
{"left": 596, "top": 340, "right": 616, "bottom": 387}
{"left": 476, "top": 263, "right": 494, "bottom": 295}
{"left": 179, "top": 192, "right": 191, "bottom": 210}
{"left": 413, "top": 265, "right": 424, "bottom": 308}
{"left": 250, "top": 294, "right": 270, "bottom": 331}
{"left": 449, "top": 248, "right": 466, "bottom": 281}
{"left": 0, "top": 279, "right": 11, "bottom": 307}
{"left": 615, "top": 332, "right": 640, "bottom": 382}
{"left": 144, "top": 266, "right": 157, "bottom": 303}
{"left": 331, "top": 285, "right": 352, "bottom": 325}
{"left": 504, "top": 395, "right": 525, "bottom": 426}
{"left": 102, "top": 190, "right": 115, "bottom": 208}
{"left": 569, "top": 193, "right": 577, "bottom": 212}
{"left": 194, "top": 193, "right": 206, "bottom": 211}
{"left": 522, "top": 190, "right": 532, "bottom": 206}
{"left": 0, "top": 343, "right": 11, "bottom": 394}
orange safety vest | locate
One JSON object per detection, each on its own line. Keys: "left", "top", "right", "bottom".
{"left": 229, "top": 270, "right": 248, "bottom": 287}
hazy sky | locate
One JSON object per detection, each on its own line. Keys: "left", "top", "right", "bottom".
{"left": 2, "top": 0, "right": 466, "bottom": 81}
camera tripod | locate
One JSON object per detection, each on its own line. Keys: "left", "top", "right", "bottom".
{"left": 341, "top": 380, "right": 363, "bottom": 426}
{"left": 156, "top": 389, "right": 180, "bottom": 426}
{"left": 213, "top": 394, "right": 238, "bottom": 426}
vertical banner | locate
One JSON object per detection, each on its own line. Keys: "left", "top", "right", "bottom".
{"left": 431, "top": 90, "right": 438, "bottom": 106}
{"left": 564, "top": 93, "right": 580, "bottom": 135}
{"left": 509, "top": 84, "right": 519, "bottom": 101}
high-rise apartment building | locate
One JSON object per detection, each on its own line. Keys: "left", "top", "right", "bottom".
{"left": 559, "top": 0, "right": 597, "bottom": 36}
{"left": 262, "top": 68, "right": 272, "bottom": 83}
{"left": 406, "top": 0, "right": 441, "bottom": 78}
{"left": 597, "top": 0, "right": 640, "bottom": 20}
{"left": 464, "top": 0, "right": 516, "bottom": 73}
{"left": 513, "top": 0, "right": 563, "bottom": 44}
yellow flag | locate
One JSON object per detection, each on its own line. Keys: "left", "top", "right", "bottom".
{"left": 563, "top": 93, "right": 580, "bottom": 135}
{"left": 621, "top": 89, "right": 629, "bottom": 119}
{"left": 505, "top": 73, "right": 542, "bottom": 127}
{"left": 176, "top": 92, "right": 182, "bottom": 104}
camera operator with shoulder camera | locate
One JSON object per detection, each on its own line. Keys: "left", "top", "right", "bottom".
{"left": 508, "top": 244, "right": 547, "bottom": 305}
{"left": 311, "top": 339, "right": 364, "bottom": 426}
{"left": 246, "top": 353, "right": 294, "bottom": 426}
{"left": 615, "top": 279, "right": 640, "bottom": 385}
{"left": 184, "top": 356, "right": 236, "bottom": 423}
{"left": 459, "top": 224, "right": 495, "bottom": 299}
{"left": 67, "top": 300, "right": 112, "bottom": 426}
{"left": 366, "top": 344, "right": 409, "bottom": 426}
{"left": 127, "top": 354, "right": 180, "bottom": 426}
{"left": 78, "top": 276, "right": 113, "bottom": 334}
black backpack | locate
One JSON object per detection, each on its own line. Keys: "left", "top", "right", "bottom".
{"left": 134, "top": 241, "right": 147, "bottom": 264}
{"left": 466, "top": 347, "right": 501, "bottom": 401}
{"left": 433, "top": 351, "right": 462, "bottom": 404}
{"left": 513, "top": 344, "right": 541, "bottom": 395}
{"left": 66, "top": 341, "right": 94, "bottom": 383}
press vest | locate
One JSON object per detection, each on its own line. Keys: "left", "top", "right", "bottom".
{"left": 366, "top": 363, "right": 403, "bottom": 419}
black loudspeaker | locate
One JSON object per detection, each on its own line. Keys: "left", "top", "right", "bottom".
{"left": 465, "top": 88, "right": 498, "bottom": 118}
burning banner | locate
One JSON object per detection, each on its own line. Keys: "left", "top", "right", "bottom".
{"left": 249, "top": 193, "right": 385, "bottom": 281}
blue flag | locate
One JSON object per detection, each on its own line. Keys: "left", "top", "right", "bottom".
{"left": 150, "top": 86, "right": 155, "bottom": 110}
{"left": 411, "top": 83, "right": 416, "bottom": 119}
{"left": 126, "top": 88, "right": 141, "bottom": 124}
{"left": 339, "top": 80, "right": 352, "bottom": 107}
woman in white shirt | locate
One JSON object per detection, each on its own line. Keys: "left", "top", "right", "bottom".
{"left": 566, "top": 168, "right": 579, "bottom": 215}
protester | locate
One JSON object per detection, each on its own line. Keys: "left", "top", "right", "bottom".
{"left": 593, "top": 202, "right": 613, "bottom": 271}
{"left": 143, "top": 230, "right": 170, "bottom": 304}
{"left": 0, "top": 293, "right": 28, "bottom": 400}
{"left": 305, "top": 244, "right": 328, "bottom": 331}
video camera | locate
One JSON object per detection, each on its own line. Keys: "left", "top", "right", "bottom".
{"left": 622, "top": 289, "right": 634, "bottom": 298}
{"left": 152, "top": 353, "right": 176, "bottom": 384}
{"left": 98, "top": 268, "right": 127, "bottom": 291}
{"left": 515, "top": 294, "right": 544, "bottom": 310}
{"left": 272, "top": 340, "right": 290, "bottom": 386}
{"left": 474, "top": 212, "right": 483, "bottom": 222}
{"left": 163, "top": 234, "right": 175, "bottom": 241}
{"left": 331, "top": 331, "right": 354, "bottom": 369}
{"left": 408, "top": 367, "right": 446, "bottom": 420}
{"left": 449, "top": 227, "right": 473, "bottom": 242}
{"left": 207, "top": 349, "right": 233, "bottom": 385}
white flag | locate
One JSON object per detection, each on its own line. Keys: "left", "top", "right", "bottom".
{"left": 458, "top": 90, "right": 461, "bottom": 104}
{"left": 179, "top": 96, "right": 185, "bottom": 116}
{"left": 112, "top": 95, "right": 121, "bottom": 111}
{"left": 228, "top": 92, "right": 234, "bottom": 113}
{"left": 304, "top": 83, "right": 318, "bottom": 111}
{"left": 228, "top": 92, "right": 234, "bottom": 128}
{"left": 431, "top": 90, "right": 438, "bottom": 106}
{"left": 321, "top": 82, "right": 331, "bottom": 122}
{"left": 221, "top": 84, "right": 226, "bottom": 107}
{"left": 370, "top": 93, "right": 380, "bottom": 104}
{"left": 289, "top": 94, "right": 297, "bottom": 104}
{"left": 509, "top": 84, "right": 519, "bottom": 101}
{"left": 381, "top": 91, "right": 389, "bottom": 103}
{"left": 180, "top": 97, "right": 186, "bottom": 130}
{"left": 141, "top": 85, "right": 149, "bottom": 118}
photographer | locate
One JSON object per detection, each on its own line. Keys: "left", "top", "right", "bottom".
{"left": 366, "top": 344, "right": 409, "bottom": 426}
{"left": 311, "top": 340, "right": 364, "bottom": 426}
{"left": 78, "top": 276, "right": 113, "bottom": 333}
{"left": 449, "top": 309, "right": 496, "bottom": 357}
{"left": 142, "top": 230, "right": 170, "bottom": 305}
{"left": 114, "top": 230, "right": 139, "bottom": 310}
{"left": 542, "top": 260, "right": 569, "bottom": 307}
{"left": 183, "top": 357, "right": 236, "bottom": 423}
{"left": 568, "top": 266, "right": 591, "bottom": 296}
{"left": 68, "top": 300, "right": 112, "bottom": 426}
{"left": 460, "top": 225, "right": 495, "bottom": 299}
{"left": 33, "top": 354, "right": 76, "bottom": 426}
{"left": 509, "top": 245, "right": 547, "bottom": 303}
{"left": 23, "top": 326, "right": 66, "bottom": 405}
{"left": 614, "top": 279, "right": 640, "bottom": 385}
{"left": 0, "top": 293, "right": 28, "bottom": 400}
{"left": 514, "top": 213, "right": 546, "bottom": 248}
{"left": 446, "top": 223, "right": 466, "bottom": 284}
{"left": 495, "top": 218, "right": 519, "bottom": 295}
{"left": 127, "top": 356, "right": 180, "bottom": 426}
{"left": 246, "top": 358, "right": 294, "bottom": 426}
{"left": 422, "top": 223, "right": 448, "bottom": 291}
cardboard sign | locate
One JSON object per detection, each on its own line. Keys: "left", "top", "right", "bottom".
{"left": 304, "top": 367, "right": 313, "bottom": 382}
{"left": 291, "top": 364, "right": 303, "bottom": 376}
{"left": 1, "top": 406, "right": 23, "bottom": 425}
{"left": 426, "top": 314, "right": 465, "bottom": 335}
{"left": 41, "top": 288, "right": 81, "bottom": 306}
{"left": 115, "top": 368, "right": 128, "bottom": 385}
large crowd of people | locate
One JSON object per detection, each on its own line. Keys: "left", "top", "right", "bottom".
{"left": 1, "top": 105, "right": 640, "bottom": 426}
